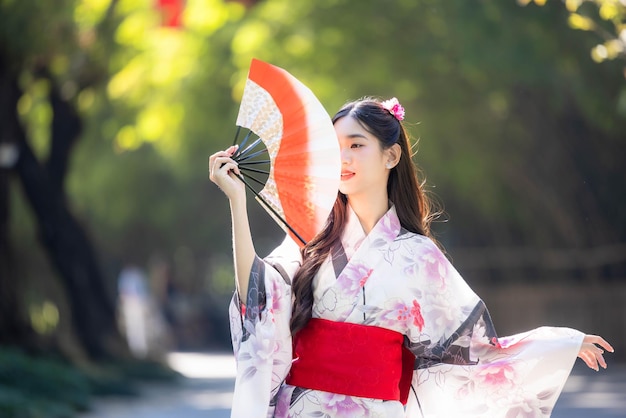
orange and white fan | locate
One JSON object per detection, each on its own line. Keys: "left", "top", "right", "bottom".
{"left": 231, "top": 59, "right": 341, "bottom": 246}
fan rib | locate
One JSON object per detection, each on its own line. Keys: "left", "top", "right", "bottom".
{"left": 240, "top": 171, "right": 266, "bottom": 187}
{"left": 233, "top": 130, "right": 254, "bottom": 159}
{"left": 236, "top": 148, "right": 267, "bottom": 163}
{"left": 239, "top": 166, "right": 269, "bottom": 176}
{"left": 232, "top": 125, "right": 241, "bottom": 147}
{"left": 236, "top": 136, "right": 261, "bottom": 159}
{"left": 236, "top": 173, "right": 306, "bottom": 245}
{"left": 238, "top": 159, "right": 270, "bottom": 166}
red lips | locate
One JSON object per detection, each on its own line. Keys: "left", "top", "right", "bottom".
{"left": 341, "top": 171, "right": 355, "bottom": 180}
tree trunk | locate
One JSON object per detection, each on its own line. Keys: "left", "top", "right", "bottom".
{"left": 2, "top": 53, "right": 127, "bottom": 359}
{"left": 0, "top": 52, "right": 36, "bottom": 347}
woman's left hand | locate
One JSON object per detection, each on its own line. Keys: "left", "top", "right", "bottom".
{"left": 578, "top": 334, "right": 614, "bottom": 371}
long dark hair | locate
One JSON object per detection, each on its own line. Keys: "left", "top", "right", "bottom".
{"left": 290, "top": 98, "right": 437, "bottom": 335}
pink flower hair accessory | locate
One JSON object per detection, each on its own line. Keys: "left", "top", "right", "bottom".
{"left": 381, "top": 97, "right": 405, "bottom": 121}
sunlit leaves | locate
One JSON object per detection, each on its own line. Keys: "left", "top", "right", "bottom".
{"left": 115, "top": 7, "right": 158, "bottom": 47}
{"left": 591, "top": 39, "right": 625, "bottom": 61}
{"left": 108, "top": 56, "right": 146, "bottom": 99}
{"left": 517, "top": 0, "right": 547, "bottom": 5}
{"left": 185, "top": 0, "right": 245, "bottom": 36}
{"left": 228, "top": 0, "right": 319, "bottom": 72}
{"left": 565, "top": 0, "right": 583, "bottom": 12}
{"left": 150, "top": 30, "right": 200, "bottom": 83}
{"left": 114, "top": 102, "right": 183, "bottom": 152}
{"left": 568, "top": 12, "right": 596, "bottom": 29}
{"left": 17, "top": 78, "right": 52, "bottom": 161}
{"left": 74, "top": 0, "right": 112, "bottom": 31}
{"left": 29, "top": 301, "right": 60, "bottom": 335}
{"left": 231, "top": 21, "right": 271, "bottom": 59}
{"left": 77, "top": 87, "right": 96, "bottom": 112}
{"left": 106, "top": 3, "right": 220, "bottom": 154}
{"left": 599, "top": 1, "right": 621, "bottom": 20}
{"left": 526, "top": 0, "right": 626, "bottom": 66}
{"left": 139, "top": 102, "right": 184, "bottom": 143}
{"left": 115, "top": 125, "right": 141, "bottom": 151}
{"left": 283, "top": 33, "right": 313, "bottom": 57}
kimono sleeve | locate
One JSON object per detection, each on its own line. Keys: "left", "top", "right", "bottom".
{"left": 228, "top": 235, "right": 301, "bottom": 418}
{"left": 404, "top": 238, "right": 584, "bottom": 417}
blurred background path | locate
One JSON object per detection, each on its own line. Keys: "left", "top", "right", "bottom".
{"left": 78, "top": 353, "right": 235, "bottom": 418}
{"left": 78, "top": 352, "right": 625, "bottom": 418}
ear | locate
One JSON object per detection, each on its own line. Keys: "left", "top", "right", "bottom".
{"left": 385, "top": 143, "right": 401, "bottom": 169}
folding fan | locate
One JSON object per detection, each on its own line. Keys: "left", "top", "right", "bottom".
{"left": 231, "top": 59, "right": 341, "bottom": 247}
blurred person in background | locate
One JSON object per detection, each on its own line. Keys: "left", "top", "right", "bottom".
{"left": 117, "top": 264, "right": 150, "bottom": 358}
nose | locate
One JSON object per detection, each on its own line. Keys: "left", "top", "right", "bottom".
{"left": 340, "top": 148, "right": 350, "bottom": 164}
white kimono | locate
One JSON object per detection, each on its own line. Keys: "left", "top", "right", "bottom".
{"left": 229, "top": 205, "right": 583, "bottom": 418}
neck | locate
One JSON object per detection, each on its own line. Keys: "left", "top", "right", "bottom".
{"left": 347, "top": 192, "right": 390, "bottom": 234}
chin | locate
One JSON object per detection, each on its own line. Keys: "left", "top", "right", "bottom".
{"left": 338, "top": 185, "right": 352, "bottom": 196}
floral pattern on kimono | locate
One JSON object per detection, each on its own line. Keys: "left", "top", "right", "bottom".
{"left": 229, "top": 205, "right": 584, "bottom": 418}
{"left": 229, "top": 235, "right": 301, "bottom": 418}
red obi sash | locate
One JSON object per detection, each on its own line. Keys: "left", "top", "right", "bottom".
{"left": 286, "top": 318, "right": 415, "bottom": 405}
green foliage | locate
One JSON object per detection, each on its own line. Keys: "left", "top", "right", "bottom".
{"left": 7, "top": 0, "right": 625, "bottom": 277}
{"left": 207, "top": 0, "right": 625, "bottom": 251}
{"left": 0, "top": 348, "right": 90, "bottom": 417}
{"left": 0, "top": 0, "right": 77, "bottom": 61}
{"left": 4, "top": 0, "right": 626, "bottom": 364}
{"left": 0, "top": 347, "right": 180, "bottom": 417}
{"left": 522, "top": 0, "right": 626, "bottom": 64}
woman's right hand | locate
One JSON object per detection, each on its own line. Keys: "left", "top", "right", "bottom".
{"left": 208, "top": 145, "right": 245, "bottom": 201}
{"left": 209, "top": 145, "right": 255, "bottom": 302}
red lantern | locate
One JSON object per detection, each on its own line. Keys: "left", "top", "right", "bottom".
{"left": 156, "top": 0, "right": 185, "bottom": 28}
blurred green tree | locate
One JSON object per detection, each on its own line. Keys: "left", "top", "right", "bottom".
{"left": 1, "top": 0, "right": 625, "bottom": 360}
{"left": 0, "top": 0, "right": 250, "bottom": 357}
{"left": 0, "top": 0, "right": 130, "bottom": 358}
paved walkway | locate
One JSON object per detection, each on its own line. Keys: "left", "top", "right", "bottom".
{"left": 79, "top": 353, "right": 234, "bottom": 418}
{"left": 79, "top": 352, "right": 626, "bottom": 417}
{"left": 553, "top": 362, "right": 626, "bottom": 417}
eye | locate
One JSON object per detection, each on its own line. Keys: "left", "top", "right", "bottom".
{"left": 351, "top": 143, "right": 363, "bottom": 149}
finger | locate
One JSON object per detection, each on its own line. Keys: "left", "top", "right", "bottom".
{"left": 209, "top": 152, "right": 230, "bottom": 165}
{"left": 579, "top": 349, "right": 598, "bottom": 371}
{"left": 209, "top": 158, "right": 227, "bottom": 180}
{"left": 586, "top": 343, "right": 607, "bottom": 369}
{"left": 585, "top": 355, "right": 596, "bottom": 371}
{"left": 212, "top": 156, "right": 237, "bottom": 174}
{"left": 585, "top": 335, "right": 615, "bottom": 353}
{"left": 578, "top": 352, "right": 593, "bottom": 369}
{"left": 222, "top": 162, "right": 241, "bottom": 176}
{"left": 597, "top": 352, "right": 608, "bottom": 369}
{"left": 595, "top": 337, "right": 614, "bottom": 353}
{"left": 227, "top": 144, "right": 239, "bottom": 156}
{"left": 212, "top": 161, "right": 240, "bottom": 180}
{"left": 209, "top": 147, "right": 239, "bottom": 165}
{"left": 209, "top": 153, "right": 225, "bottom": 169}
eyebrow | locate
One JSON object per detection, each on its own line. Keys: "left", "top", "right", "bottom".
{"left": 344, "top": 133, "right": 369, "bottom": 140}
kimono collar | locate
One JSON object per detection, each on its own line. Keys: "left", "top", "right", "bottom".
{"left": 341, "top": 203, "right": 402, "bottom": 259}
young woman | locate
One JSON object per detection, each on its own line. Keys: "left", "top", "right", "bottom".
{"left": 209, "top": 97, "right": 613, "bottom": 418}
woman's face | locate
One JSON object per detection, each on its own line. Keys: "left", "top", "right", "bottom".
{"left": 335, "top": 115, "right": 391, "bottom": 199}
